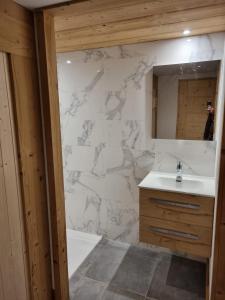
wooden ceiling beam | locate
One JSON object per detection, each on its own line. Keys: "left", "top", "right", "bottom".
{"left": 54, "top": 0, "right": 225, "bottom": 31}
{"left": 55, "top": 1, "right": 225, "bottom": 53}
{"left": 56, "top": 5, "right": 225, "bottom": 40}
{"left": 56, "top": 17, "right": 225, "bottom": 52}
{"left": 44, "top": 0, "right": 225, "bottom": 54}
{"left": 49, "top": 0, "right": 152, "bottom": 17}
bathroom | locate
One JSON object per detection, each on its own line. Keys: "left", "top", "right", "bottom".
{"left": 57, "top": 32, "right": 225, "bottom": 299}
{"left": 1, "top": 1, "right": 225, "bottom": 300}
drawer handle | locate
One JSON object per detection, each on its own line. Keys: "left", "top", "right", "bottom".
{"left": 148, "top": 226, "right": 199, "bottom": 240}
{"left": 149, "top": 197, "right": 200, "bottom": 210}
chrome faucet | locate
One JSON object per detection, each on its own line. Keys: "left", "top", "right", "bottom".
{"left": 176, "top": 161, "right": 183, "bottom": 182}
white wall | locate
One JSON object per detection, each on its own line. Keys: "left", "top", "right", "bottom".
{"left": 157, "top": 75, "right": 178, "bottom": 139}
{"left": 57, "top": 32, "right": 225, "bottom": 244}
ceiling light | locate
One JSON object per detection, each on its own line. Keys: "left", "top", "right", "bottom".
{"left": 66, "top": 60, "right": 72, "bottom": 64}
{"left": 183, "top": 29, "right": 191, "bottom": 36}
{"left": 187, "top": 38, "right": 192, "bottom": 42}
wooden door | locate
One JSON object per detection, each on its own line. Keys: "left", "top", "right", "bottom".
{"left": 176, "top": 78, "right": 217, "bottom": 140}
{"left": 0, "top": 53, "right": 29, "bottom": 299}
{"left": 212, "top": 152, "right": 225, "bottom": 299}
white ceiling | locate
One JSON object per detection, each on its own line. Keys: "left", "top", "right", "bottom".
{"left": 14, "top": 0, "right": 71, "bottom": 9}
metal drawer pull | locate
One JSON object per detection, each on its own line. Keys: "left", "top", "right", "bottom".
{"left": 148, "top": 226, "right": 199, "bottom": 240}
{"left": 150, "top": 197, "right": 200, "bottom": 210}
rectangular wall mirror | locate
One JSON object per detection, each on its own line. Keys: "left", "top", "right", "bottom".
{"left": 152, "top": 60, "right": 220, "bottom": 140}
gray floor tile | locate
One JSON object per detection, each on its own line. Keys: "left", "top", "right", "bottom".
{"left": 147, "top": 254, "right": 205, "bottom": 300}
{"left": 102, "top": 286, "right": 145, "bottom": 300}
{"left": 147, "top": 253, "right": 172, "bottom": 299}
{"left": 69, "top": 273, "right": 106, "bottom": 300}
{"left": 76, "top": 238, "right": 107, "bottom": 276}
{"left": 85, "top": 239, "right": 129, "bottom": 283}
{"left": 110, "top": 245, "right": 160, "bottom": 296}
{"left": 166, "top": 255, "right": 206, "bottom": 297}
{"left": 155, "top": 285, "right": 204, "bottom": 300}
{"left": 69, "top": 239, "right": 206, "bottom": 300}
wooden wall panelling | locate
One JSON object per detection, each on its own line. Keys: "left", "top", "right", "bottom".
{"left": 0, "top": 144, "right": 15, "bottom": 300}
{"left": 54, "top": 1, "right": 225, "bottom": 32}
{"left": 176, "top": 78, "right": 217, "bottom": 140}
{"left": 51, "top": 0, "right": 225, "bottom": 19}
{"left": 35, "top": 10, "right": 69, "bottom": 300}
{"left": 0, "top": 1, "right": 34, "bottom": 57}
{"left": 50, "top": 0, "right": 225, "bottom": 52}
{"left": 0, "top": 1, "right": 57, "bottom": 299}
{"left": 0, "top": 52, "right": 29, "bottom": 300}
{"left": 9, "top": 54, "right": 53, "bottom": 300}
{"left": 55, "top": 16, "right": 225, "bottom": 52}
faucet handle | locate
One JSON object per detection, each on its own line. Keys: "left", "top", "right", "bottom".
{"left": 177, "top": 161, "right": 182, "bottom": 170}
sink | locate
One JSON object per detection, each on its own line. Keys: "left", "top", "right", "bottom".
{"left": 158, "top": 176, "right": 204, "bottom": 190}
{"left": 138, "top": 171, "right": 215, "bottom": 197}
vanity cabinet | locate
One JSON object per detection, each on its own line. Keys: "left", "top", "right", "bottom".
{"left": 139, "top": 188, "right": 214, "bottom": 258}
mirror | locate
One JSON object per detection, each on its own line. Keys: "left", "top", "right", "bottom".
{"left": 152, "top": 60, "right": 220, "bottom": 140}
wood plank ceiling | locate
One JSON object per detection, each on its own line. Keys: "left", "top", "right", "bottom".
{"left": 52, "top": 0, "right": 225, "bottom": 52}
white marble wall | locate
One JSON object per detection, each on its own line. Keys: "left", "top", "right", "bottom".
{"left": 57, "top": 33, "right": 225, "bottom": 244}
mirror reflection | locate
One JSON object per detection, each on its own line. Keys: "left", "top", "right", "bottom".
{"left": 152, "top": 60, "right": 220, "bottom": 140}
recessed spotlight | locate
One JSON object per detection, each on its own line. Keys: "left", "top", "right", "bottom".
{"left": 183, "top": 29, "right": 191, "bottom": 36}
{"left": 66, "top": 60, "right": 72, "bottom": 64}
{"left": 187, "top": 38, "right": 192, "bottom": 42}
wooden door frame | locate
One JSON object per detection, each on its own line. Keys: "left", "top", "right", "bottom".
{"left": 34, "top": 10, "right": 69, "bottom": 300}
{"left": 35, "top": 1, "right": 225, "bottom": 300}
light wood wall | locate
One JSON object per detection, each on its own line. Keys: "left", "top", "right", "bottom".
{"left": 9, "top": 54, "right": 53, "bottom": 299}
{"left": 50, "top": 0, "right": 225, "bottom": 52}
{"left": 0, "top": 1, "right": 34, "bottom": 57}
{"left": 0, "top": 1, "right": 56, "bottom": 299}
{"left": 0, "top": 52, "right": 29, "bottom": 300}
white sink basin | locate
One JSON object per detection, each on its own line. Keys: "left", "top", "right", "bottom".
{"left": 158, "top": 177, "right": 204, "bottom": 190}
{"left": 138, "top": 171, "right": 215, "bottom": 197}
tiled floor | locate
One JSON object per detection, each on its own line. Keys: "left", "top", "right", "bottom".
{"left": 69, "top": 238, "right": 206, "bottom": 300}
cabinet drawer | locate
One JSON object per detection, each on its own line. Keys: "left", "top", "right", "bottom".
{"left": 140, "top": 216, "right": 212, "bottom": 257}
{"left": 140, "top": 188, "right": 214, "bottom": 228}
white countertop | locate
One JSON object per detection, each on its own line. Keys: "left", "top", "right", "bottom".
{"left": 138, "top": 171, "right": 215, "bottom": 197}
